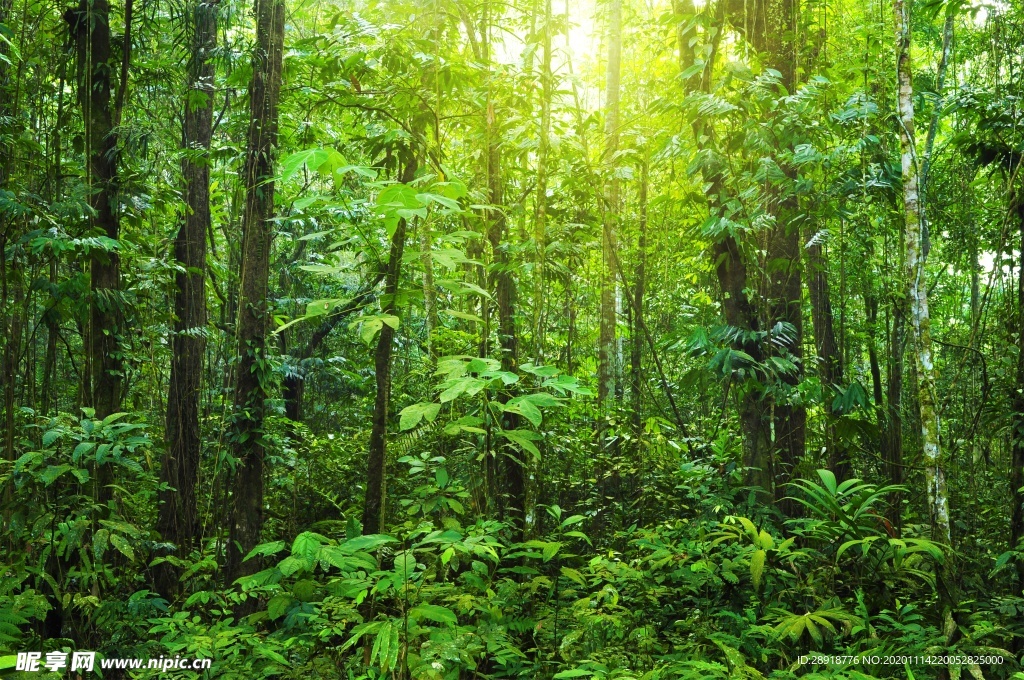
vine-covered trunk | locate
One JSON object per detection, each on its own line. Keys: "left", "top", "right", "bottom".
{"left": 156, "top": 0, "right": 216, "bottom": 599}
{"left": 225, "top": 0, "right": 285, "bottom": 591}
{"left": 894, "top": 0, "right": 955, "bottom": 640}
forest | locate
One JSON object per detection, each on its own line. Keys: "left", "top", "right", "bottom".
{"left": 1, "top": 0, "right": 1024, "bottom": 675}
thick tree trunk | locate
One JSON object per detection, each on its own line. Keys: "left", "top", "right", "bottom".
{"left": 768, "top": 219, "right": 805, "bottom": 504}
{"left": 894, "top": 0, "right": 956, "bottom": 641}
{"left": 225, "top": 0, "right": 284, "bottom": 592}
{"left": 66, "top": 0, "right": 124, "bottom": 524}
{"left": 67, "top": 0, "right": 123, "bottom": 423}
{"left": 361, "top": 151, "right": 418, "bottom": 536}
{"left": 598, "top": 0, "right": 621, "bottom": 409}
{"left": 156, "top": 0, "right": 216, "bottom": 600}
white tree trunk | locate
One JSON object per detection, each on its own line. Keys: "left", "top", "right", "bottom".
{"left": 894, "top": 0, "right": 951, "bottom": 546}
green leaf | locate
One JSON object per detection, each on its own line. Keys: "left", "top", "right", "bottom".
{"left": 292, "top": 532, "right": 326, "bottom": 562}
{"left": 110, "top": 534, "right": 135, "bottom": 561}
{"left": 506, "top": 395, "right": 543, "bottom": 427}
{"left": 501, "top": 430, "right": 542, "bottom": 460}
{"left": 267, "top": 594, "right": 293, "bottom": 620}
{"left": 750, "top": 548, "right": 766, "bottom": 588}
{"left": 244, "top": 540, "right": 287, "bottom": 562}
{"left": 393, "top": 551, "right": 416, "bottom": 583}
{"left": 554, "top": 671, "right": 594, "bottom": 679}
{"left": 281, "top": 149, "right": 330, "bottom": 182}
{"left": 339, "top": 534, "right": 395, "bottom": 553}
{"left": 441, "top": 308, "right": 483, "bottom": 323}
{"left": 278, "top": 556, "right": 306, "bottom": 577}
{"left": 39, "top": 464, "right": 71, "bottom": 486}
{"left": 410, "top": 603, "right": 458, "bottom": 625}
{"left": 399, "top": 402, "right": 441, "bottom": 431}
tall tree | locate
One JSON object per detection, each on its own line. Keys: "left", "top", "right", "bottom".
{"left": 225, "top": 0, "right": 285, "bottom": 589}
{"left": 598, "top": 0, "right": 621, "bottom": 411}
{"left": 156, "top": 0, "right": 217, "bottom": 599}
{"left": 65, "top": 0, "right": 123, "bottom": 421}
{"left": 893, "top": 0, "right": 955, "bottom": 638}
{"left": 1010, "top": 191, "right": 1024, "bottom": 622}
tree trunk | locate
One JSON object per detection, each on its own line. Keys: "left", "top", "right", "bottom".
{"left": 67, "top": 0, "right": 123, "bottom": 423}
{"left": 488, "top": 123, "right": 525, "bottom": 537}
{"left": 807, "top": 234, "right": 848, "bottom": 479}
{"left": 1010, "top": 194, "right": 1024, "bottom": 614}
{"left": 886, "top": 294, "right": 906, "bottom": 529}
{"left": 361, "top": 150, "right": 418, "bottom": 536}
{"left": 225, "top": 0, "right": 285, "bottom": 593}
{"left": 156, "top": 0, "right": 216, "bottom": 600}
{"left": 532, "top": 0, "right": 551, "bottom": 362}
{"left": 66, "top": 0, "right": 124, "bottom": 522}
{"left": 631, "top": 156, "right": 647, "bottom": 433}
{"left": 283, "top": 281, "right": 381, "bottom": 423}
{"left": 419, "top": 223, "right": 437, "bottom": 364}
{"left": 598, "top": 0, "right": 621, "bottom": 410}
{"left": 894, "top": 0, "right": 956, "bottom": 641}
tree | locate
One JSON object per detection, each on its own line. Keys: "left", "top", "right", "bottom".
{"left": 893, "top": 0, "right": 955, "bottom": 638}
{"left": 598, "top": 0, "right": 621, "bottom": 412}
{"left": 156, "top": 0, "right": 217, "bottom": 599}
{"left": 225, "top": 0, "right": 285, "bottom": 588}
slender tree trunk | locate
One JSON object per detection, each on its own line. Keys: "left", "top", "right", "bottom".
{"left": 894, "top": 0, "right": 956, "bottom": 642}
{"left": 486, "top": 106, "right": 525, "bottom": 535}
{"left": 1010, "top": 194, "right": 1024, "bottom": 613}
{"left": 598, "top": 0, "right": 621, "bottom": 411}
{"left": 807, "top": 234, "right": 848, "bottom": 479}
{"left": 419, "top": 223, "right": 437, "bottom": 364}
{"left": 532, "top": 0, "right": 551, "bottom": 362}
{"left": 362, "top": 151, "right": 418, "bottom": 536}
{"left": 283, "top": 282, "right": 380, "bottom": 422}
{"left": 887, "top": 294, "right": 906, "bottom": 529}
{"left": 156, "top": 0, "right": 216, "bottom": 600}
{"left": 631, "top": 157, "right": 647, "bottom": 433}
{"left": 225, "top": 0, "right": 284, "bottom": 592}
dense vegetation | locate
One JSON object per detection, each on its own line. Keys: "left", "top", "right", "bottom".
{"left": 2, "top": 0, "right": 1024, "bottom": 676}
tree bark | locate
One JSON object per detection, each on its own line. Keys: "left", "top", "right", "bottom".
{"left": 225, "top": 0, "right": 284, "bottom": 593}
{"left": 65, "top": 0, "right": 124, "bottom": 524}
{"left": 66, "top": 0, "right": 123, "bottom": 423}
{"left": 156, "top": 0, "right": 217, "bottom": 600}
{"left": 361, "top": 150, "right": 418, "bottom": 536}
{"left": 894, "top": 0, "right": 956, "bottom": 641}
